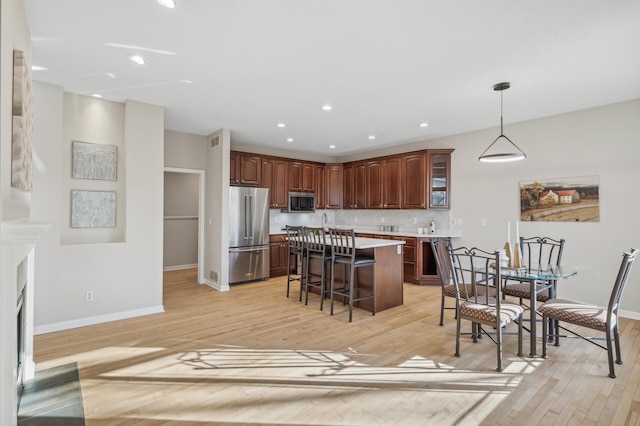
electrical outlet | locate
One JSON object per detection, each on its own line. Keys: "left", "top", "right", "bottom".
{"left": 381, "top": 217, "right": 385, "bottom": 223}
{"left": 354, "top": 217, "right": 358, "bottom": 222}
{"left": 480, "top": 218, "right": 486, "bottom": 227}
{"left": 413, "top": 217, "right": 417, "bottom": 224}
{"left": 458, "top": 219, "right": 463, "bottom": 226}
{"left": 85, "top": 291, "right": 94, "bottom": 302}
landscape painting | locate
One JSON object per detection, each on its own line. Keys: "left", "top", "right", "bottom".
{"left": 520, "top": 176, "right": 600, "bottom": 222}
{"left": 71, "top": 190, "right": 116, "bottom": 228}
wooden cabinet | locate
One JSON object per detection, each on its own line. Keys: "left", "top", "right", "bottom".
{"left": 289, "top": 161, "right": 303, "bottom": 192}
{"left": 427, "top": 149, "right": 453, "bottom": 210}
{"left": 303, "top": 163, "right": 316, "bottom": 192}
{"left": 384, "top": 156, "right": 402, "bottom": 209}
{"left": 354, "top": 161, "right": 367, "bottom": 209}
{"left": 325, "top": 164, "right": 343, "bottom": 209}
{"left": 366, "top": 159, "right": 384, "bottom": 209}
{"left": 365, "top": 156, "right": 402, "bottom": 209}
{"left": 393, "top": 236, "right": 417, "bottom": 284}
{"left": 416, "top": 237, "right": 440, "bottom": 285}
{"left": 269, "top": 234, "right": 290, "bottom": 277}
{"left": 315, "top": 165, "right": 325, "bottom": 209}
{"left": 262, "top": 157, "right": 288, "bottom": 209}
{"left": 342, "top": 163, "right": 354, "bottom": 209}
{"left": 230, "top": 151, "right": 261, "bottom": 187}
{"left": 401, "top": 152, "right": 427, "bottom": 209}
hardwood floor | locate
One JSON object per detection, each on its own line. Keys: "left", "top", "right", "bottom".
{"left": 33, "top": 269, "right": 640, "bottom": 425}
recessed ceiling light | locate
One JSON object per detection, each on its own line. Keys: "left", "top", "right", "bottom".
{"left": 157, "top": 0, "right": 176, "bottom": 8}
{"left": 368, "top": 135, "right": 376, "bottom": 140}
{"left": 329, "top": 145, "right": 336, "bottom": 149}
{"left": 419, "top": 122, "right": 429, "bottom": 128}
{"left": 91, "top": 93, "right": 103, "bottom": 98}
{"left": 277, "top": 123, "right": 286, "bottom": 128}
{"left": 31, "top": 65, "right": 47, "bottom": 71}
{"left": 286, "top": 138, "right": 294, "bottom": 143}
{"left": 322, "top": 105, "right": 332, "bottom": 111}
{"left": 127, "top": 54, "right": 146, "bottom": 65}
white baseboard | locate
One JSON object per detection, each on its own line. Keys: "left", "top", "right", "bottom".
{"left": 620, "top": 309, "right": 640, "bottom": 320}
{"left": 203, "top": 278, "right": 230, "bottom": 292}
{"left": 163, "top": 263, "right": 198, "bottom": 271}
{"left": 34, "top": 305, "right": 165, "bottom": 335}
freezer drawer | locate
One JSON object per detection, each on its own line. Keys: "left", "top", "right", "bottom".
{"left": 229, "top": 246, "right": 270, "bottom": 284}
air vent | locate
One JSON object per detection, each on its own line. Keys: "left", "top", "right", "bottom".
{"left": 210, "top": 270, "right": 218, "bottom": 282}
{"left": 210, "top": 136, "right": 220, "bottom": 148}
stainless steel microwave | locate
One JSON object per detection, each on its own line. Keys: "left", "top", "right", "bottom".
{"left": 288, "top": 192, "right": 315, "bottom": 212}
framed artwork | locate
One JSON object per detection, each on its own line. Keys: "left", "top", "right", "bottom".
{"left": 520, "top": 176, "right": 600, "bottom": 222}
{"left": 11, "top": 50, "right": 33, "bottom": 191}
{"left": 72, "top": 141, "right": 118, "bottom": 180}
{"left": 71, "top": 190, "right": 116, "bottom": 228}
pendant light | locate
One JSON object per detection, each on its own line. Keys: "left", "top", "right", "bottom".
{"left": 478, "top": 82, "right": 526, "bottom": 162}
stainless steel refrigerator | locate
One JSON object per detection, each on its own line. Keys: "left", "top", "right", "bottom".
{"left": 228, "top": 187, "right": 270, "bottom": 284}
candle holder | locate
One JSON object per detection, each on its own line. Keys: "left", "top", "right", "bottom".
{"left": 512, "top": 242, "right": 522, "bottom": 268}
{"left": 503, "top": 242, "right": 512, "bottom": 267}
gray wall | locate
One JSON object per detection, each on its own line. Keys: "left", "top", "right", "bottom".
{"left": 164, "top": 172, "right": 199, "bottom": 269}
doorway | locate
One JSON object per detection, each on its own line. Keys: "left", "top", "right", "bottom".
{"left": 163, "top": 167, "right": 205, "bottom": 283}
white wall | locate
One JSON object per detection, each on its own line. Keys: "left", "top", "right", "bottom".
{"left": 165, "top": 129, "right": 207, "bottom": 170}
{"left": 31, "top": 83, "right": 165, "bottom": 333}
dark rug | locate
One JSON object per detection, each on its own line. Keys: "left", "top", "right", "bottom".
{"left": 18, "top": 362, "right": 85, "bottom": 426}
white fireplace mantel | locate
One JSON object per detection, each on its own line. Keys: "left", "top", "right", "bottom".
{"left": 1, "top": 219, "right": 50, "bottom": 425}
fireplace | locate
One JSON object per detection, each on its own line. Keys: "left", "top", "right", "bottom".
{"left": 0, "top": 220, "right": 50, "bottom": 425}
{"left": 16, "top": 258, "right": 28, "bottom": 405}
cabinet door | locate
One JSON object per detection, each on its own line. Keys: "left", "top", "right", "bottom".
{"left": 402, "top": 152, "right": 426, "bottom": 209}
{"left": 384, "top": 156, "right": 402, "bottom": 209}
{"left": 354, "top": 162, "right": 367, "bottom": 209}
{"left": 302, "top": 163, "right": 316, "bottom": 192}
{"left": 230, "top": 152, "right": 240, "bottom": 185}
{"left": 262, "top": 158, "right": 288, "bottom": 208}
{"left": 342, "top": 163, "right": 354, "bottom": 209}
{"left": 239, "top": 154, "right": 261, "bottom": 186}
{"left": 427, "top": 150, "right": 453, "bottom": 209}
{"left": 289, "top": 161, "right": 303, "bottom": 192}
{"left": 315, "top": 165, "right": 325, "bottom": 209}
{"left": 325, "top": 164, "right": 343, "bottom": 209}
{"left": 366, "top": 160, "right": 384, "bottom": 209}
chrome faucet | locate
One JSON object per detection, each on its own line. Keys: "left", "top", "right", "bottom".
{"left": 321, "top": 212, "right": 328, "bottom": 230}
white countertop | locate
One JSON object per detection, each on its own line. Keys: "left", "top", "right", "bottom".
{"left": 354, "top": 237, "right": 405, "bottom": 249}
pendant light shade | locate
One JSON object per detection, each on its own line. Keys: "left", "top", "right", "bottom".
{"left": 479, "top": 82, "right": 526, "bottom": 162}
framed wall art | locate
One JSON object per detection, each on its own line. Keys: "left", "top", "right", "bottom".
{"left": 72, "top": 141, "right": 118, "bottom": 181}
{"left": 520, "top": 175, "right": 600, "bottom": 222}
{"left": 71, "top": 190, "right": 116, "bottom": 228}
{"left": 11, "top": 49, "right": 34, "bottom": 191}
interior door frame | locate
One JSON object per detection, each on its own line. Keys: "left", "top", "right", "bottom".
{"left": 164, "top": 167, "right": 206, "bottom": 284}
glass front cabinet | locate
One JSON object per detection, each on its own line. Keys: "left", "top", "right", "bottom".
{"left": 427, "top": 149, "right": 453, "bottom": 210}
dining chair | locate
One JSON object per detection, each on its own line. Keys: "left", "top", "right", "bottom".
{"left": 503, "top": 236, "right": 566, "bottom": 303}
{"left": 448, "top": 246, "right": 524, "bottom": 372}
{"left": 285, "top": 225, "right": 305, "bottom": 301}
{"left": 432, "top": 237, "right": 496, "bottom": 326}
{"left": 329, "top": 228, "right": 376, "bottom": 322}
{"left": 539, "top": 248, "right": 638, "bottom": 378}
{"left": 302, "top": 226, "right": 332, "bottom": 310}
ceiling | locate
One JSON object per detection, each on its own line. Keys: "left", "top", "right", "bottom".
{"left": 24, "top": 0, "right": 640, "bottom": 156}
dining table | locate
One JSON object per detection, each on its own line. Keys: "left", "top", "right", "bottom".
{"left": 500, "top": 264, "right": 578, "bottom": 356}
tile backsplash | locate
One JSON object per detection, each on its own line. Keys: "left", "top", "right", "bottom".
{"left": 270, "top": 209, "right": 451, "bottom": 234}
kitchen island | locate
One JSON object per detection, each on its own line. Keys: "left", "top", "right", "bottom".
{"left": 306, "top": 236, "right": 405, "bottom": 313}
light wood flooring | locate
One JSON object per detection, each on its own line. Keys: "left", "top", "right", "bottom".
{"left": 33, "top": 269, "right": 640, "bottom": 425}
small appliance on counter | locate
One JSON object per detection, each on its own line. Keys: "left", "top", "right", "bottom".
{"left": 229, "top": 187, "right": 270, "bottom": 284}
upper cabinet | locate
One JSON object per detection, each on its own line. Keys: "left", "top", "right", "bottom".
{"left": 427, "top": 149, "right": 453, "bottom": 209}
{"left": 230, "top": 151, "right": 261, "bottom": 186}
{"left": 262, "top": 156, "right": 288, "bottom": 209}
{"left": 230, "top": 148, "right": 453, "bottom": 210}
{"left": 401, "top": 152, "right": 427, "bottom": 209}
{"left": 325, "top": 164, "right": 343, "bottom": 209}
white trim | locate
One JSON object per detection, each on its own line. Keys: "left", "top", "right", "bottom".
{"left": 164, "top": 167, "right": 206, "bottom": 284}
{"left": 620, "top": 309, "right": 640, "bottom": 320}
{"left": 203, "top": 278, "right": 230, "bottom": 292}
{"left": 163, "top": 263, "right": 198, "bottom": 271}
{"left": 34, "top": 305, "right": 165, "bottom": 335}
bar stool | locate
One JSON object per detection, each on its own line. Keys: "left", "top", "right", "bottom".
{"left": 329, "top": 228, "right": 376, "bottom": 322}
{"left": 285, "top": 225, "right": 305, "bottom": 300}
{"left": 302, "top": 227, "right": 333, "bottom": 310}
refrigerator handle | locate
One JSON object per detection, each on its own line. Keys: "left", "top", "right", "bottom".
{"left": 247, "top": 195, "right": 254, "bottom": 240}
